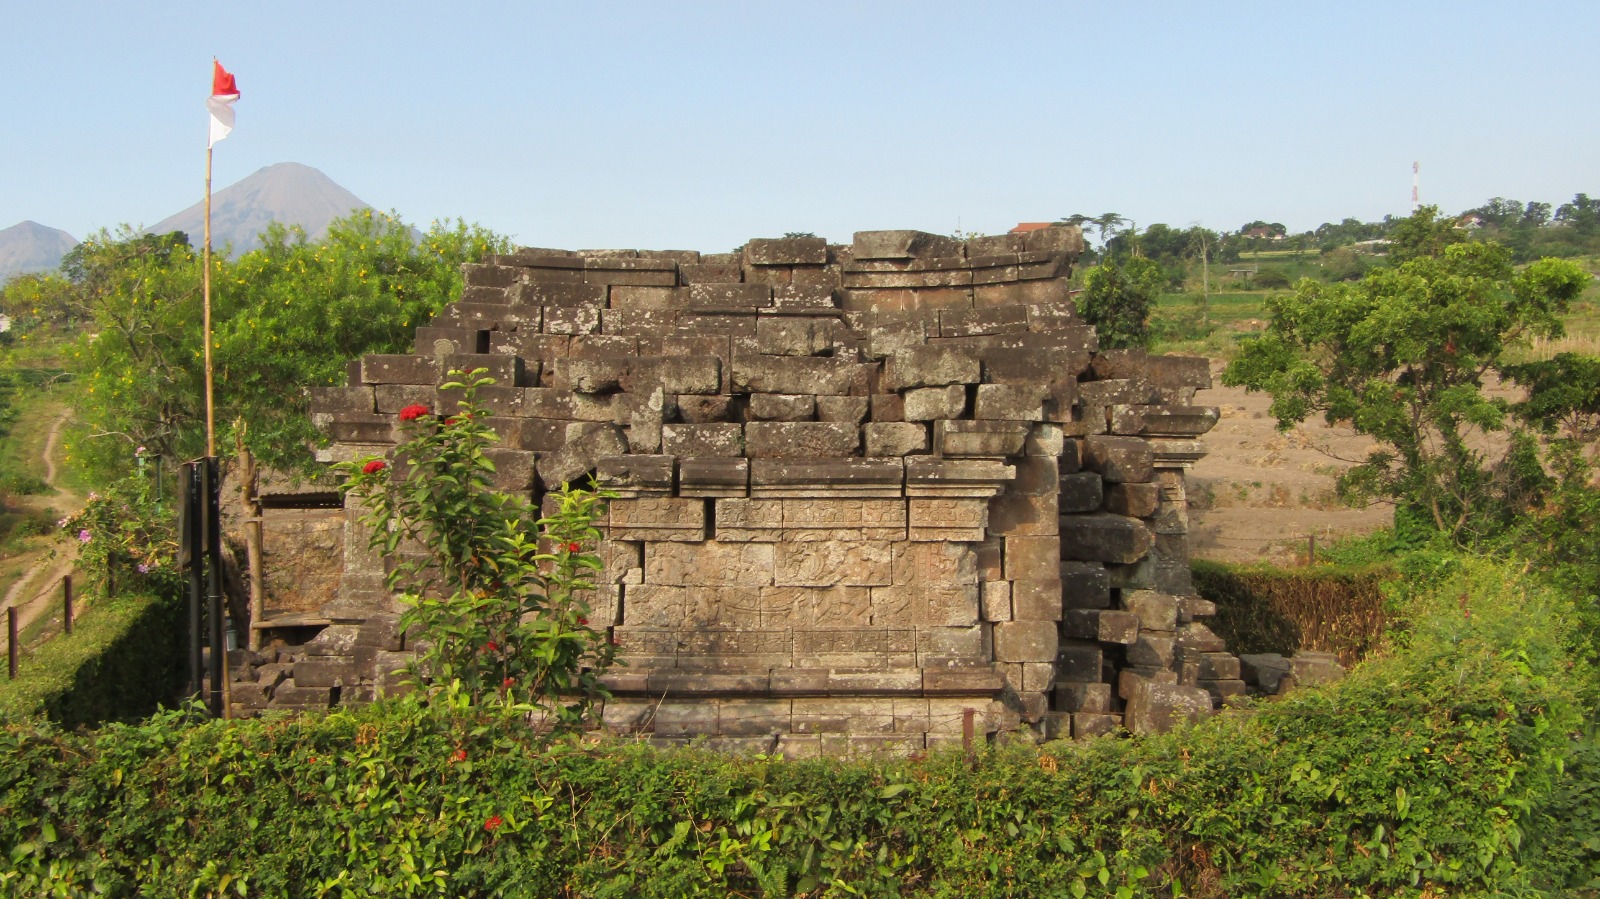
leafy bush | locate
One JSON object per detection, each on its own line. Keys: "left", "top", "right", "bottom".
{"left": 1076, "top": 256, "right": 1165, "bottom": 350}
{"left": 0, "top": 558, "right": 1586, "bottom": 896}
{"left": 338, "top": 370, "right": 617, "bottom": 722}
{"left": 57, "top": 466, "right": 182, "bottom": 599}
{"left": 0, "top": 590, "right": 186, "bottom": 727}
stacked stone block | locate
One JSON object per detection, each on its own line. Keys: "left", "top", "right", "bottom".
{"left": 295, "top": 228, "right": 1232, "bottom": 747}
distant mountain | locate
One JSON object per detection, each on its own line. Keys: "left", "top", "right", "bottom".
{"left": 0, "top": 221, "right": 79, "bottom": 279}
{"left": 146, "top": 162, "right": 371, "bottom": 255}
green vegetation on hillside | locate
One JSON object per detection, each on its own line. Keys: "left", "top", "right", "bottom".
{"left": 0, "top": 211, "right": 507, "bottom": 483}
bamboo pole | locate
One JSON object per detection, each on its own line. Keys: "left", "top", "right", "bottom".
{"left": 203, "top": 141, "right": 216, "bottom": 458}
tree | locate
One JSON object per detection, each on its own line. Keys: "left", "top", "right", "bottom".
{"left": 1385, "top": 204, "right": 1466, "bottom": 263}
{"left": 1223, "top": 214, "right": 1590, "bottom": 542}
{"left": 1076, "top": 255, "right": 1164, "bottom": 350}
{"left": 61, "top": 212, "right": 508, "bottom": 480}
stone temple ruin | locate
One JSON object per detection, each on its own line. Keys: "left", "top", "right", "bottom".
{"left": 229, "top": 227, "right": 1336, "bottom": 751}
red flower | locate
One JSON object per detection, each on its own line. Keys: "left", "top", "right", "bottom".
{"left": 451, "top": 748, "right": 467, "bottom": 763}
{"left": 361, "top": 459, "right": 387, "bottom": 474}
{"left": 577, "top": 617, "right": 589, "bottom": 626}
{"left": 502, "top": 677, "right": 514, "bottom": 688}
{"left": 566, "top": 542, "right": 581, "bottom": 553}
{"left": 484, "top": 815, "right": 503, "bottom": 832}
{"left": 398, "top": 403, "right": 430, "bottom": 421}
{"left": 484, "top": 640, "right": 498, "bottom": 652}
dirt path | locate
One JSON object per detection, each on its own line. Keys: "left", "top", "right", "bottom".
{"left": 0, "top": 409, "right": 83, "bottom": 655}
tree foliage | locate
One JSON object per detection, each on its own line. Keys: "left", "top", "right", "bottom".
{"left": 1223, "top": 208, "right": 1590, "bottom": 542}
{"left": 1076, "top": 255, "right": 1164, "bottom": 350}
{"left": 51, "top": 212, "right": 506, "bottom": 478}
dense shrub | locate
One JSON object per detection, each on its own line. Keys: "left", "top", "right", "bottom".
{"left": 0, "top": 558, "right": 1586, "bottom": 896}
{"left": 1192, "top": 560, "right": 1394, "bottom": 665}
{"left": 0, "top": 590, "right": 186, "bottom": 727}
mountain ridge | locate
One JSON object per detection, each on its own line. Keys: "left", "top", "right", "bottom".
{"left": 145, "top": 162, "right": 372, "bottom": 255}
{"left": 0, "top": 221, "right": 79, "bottom": 279}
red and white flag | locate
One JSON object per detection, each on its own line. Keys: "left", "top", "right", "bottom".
{"left": 207, "top": 60, "right": 240, "bottom": 147}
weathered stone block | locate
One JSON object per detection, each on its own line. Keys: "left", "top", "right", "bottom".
{"left": 936, "top": 420, "right": 1029, "bottom": 457}
{"left": 1121, "top": 590, "right": 1180, "bottom": 631}
{"left": 870, "top": 393, "right": 905, "bottom": 422}
{"left": 676, "top": 395, "right": 736, "bottom": 423}
{"left": 1178, "top": 622, "right": 1228, "bottom": 652}
{"left": 883, "top": 346, "right": 981, "bottom": 390}
{"left": 903, "top": 385, "right": 967, "bottom": 421}
{"left": 1123, "top": 682, "right": 1213, "bottom": 735}
{"left": 271, "top": 682, "right": 335, "bottom": 710}
{"left": 293, "top": 658, "right": 357, "bottom": 688}
{"left": 744, "top": 421, "right": 859, "bottom": 458}
{"left": 662, "top": 423, "right": 744, "bottom": 457}
{"left": 678, "top": 457, "right": 748, "bottom": 497}
{"left": 747, "top": 393, "right": 816, "bottom": 422}
{"left": 1178, "top": 597, "right": 1218, "bottom": 622}
{"left": 538, "top": 423, "right": 628, "bottom": 486}
{"left": 596, "top": 454, "right": 674, "bottom": 494}
{"left": 973, "top": 383, "right": 1046, "bottom": 421}
{"left": 1127, "top": 633, "right": 1176, "bottom": 668}
{"left": 745, "top": 236, "right": 828, "bottom": 266}
{"left": 731, "top": 354, "right": 857, "bottom": 396}
{"left": 1104, "top": 482, "right": 1160, "bottom": 518}
{"left": 1003, "top": 535, "right": 1060, "bottom": 582}
{"left": 1056, "top": 640, "right": 1104, "bottom": 682}
{"left": 1062, "top": 609, "right": 1139, "bottom": 644}
{"left": 1082, "top": 436, "right": 1155, "bottom": 484}
{"left": 852, "top": 230, "right": 962, "bottom": 261}
{"left": 1239, "top": 653, "right": 1291, "bottom": 692}
{"left": 1061, "top": 562, "right": 1111, "bottom": 609}
{"left": 980, "top": 581, "right": 1012, "bottom": 622}
{"left": 1198, "top": 652, "right": 1241, "bottom": 680}
{"left": 1071, "top": 713, "right": 1122, "bottom": 740}
{"left": 607, "top": 497, "right": 707, "bottom": 541}
{"left": 1290, "top": 652, "right": 1345, "bottom": 686}
{"left": 1055, "top": 682, "right": 1111, "bottom": 714}
{"left": 987, "top": 491, "right": 1058, "bottom": 537}
{"left": 360, "top": 354, "right": 438, "bottom": 385}
{"left": 815, "top": 396, "right": 869, "bottom": 424}
{"left": 1009, "top": 578, "right": 1063, "bottom": 621}
{"left": 1059, "top": 513, "right": 1153, "bottom": 564}
{"left": 647, "top": 541, "right": 775, "bottom": 587}
{"left": 1058, "top": 472, "right": 1104, "bottom": 513}
{"left": 993, "top": 621, "right": 1058, "bottom": 662}
{"left": 870, "top": 585, "right": 979, "bottom": 627}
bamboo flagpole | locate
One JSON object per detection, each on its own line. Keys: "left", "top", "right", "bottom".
{"left": 204, "top": 59, "right": 240, "bottom": 457}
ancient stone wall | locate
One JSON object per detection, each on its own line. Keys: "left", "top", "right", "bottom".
{"left": 241, "top": 228, "right": 1238, "bottom": 751}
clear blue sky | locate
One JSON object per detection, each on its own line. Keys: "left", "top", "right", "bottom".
{"left": 4, "top": 1, "right": 1596, "bottom": 251}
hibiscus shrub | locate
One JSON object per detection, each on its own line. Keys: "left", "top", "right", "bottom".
{"left": 337, "top": 369, "right": 617, "bottom": 727}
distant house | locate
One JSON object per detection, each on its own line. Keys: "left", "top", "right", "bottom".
{"left": 1009, "top": 222, "right": 1055, "bottom": 233}
{"left": 1457, "top": 213, "right": 1486, "bottom": 230}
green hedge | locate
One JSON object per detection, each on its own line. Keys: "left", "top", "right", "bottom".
{"left": 1192, "top": 559, "right": 1394, "bottom": 665}
{"left": 0, "top": 590, "right": 186, "bottom": 728}
{"left": 0, "top": 559, "right": 1591, "bottom": 896}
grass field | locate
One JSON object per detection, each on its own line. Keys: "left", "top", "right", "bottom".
{"left": 1151, "top": 258, "right": 1600, "bottom": 359}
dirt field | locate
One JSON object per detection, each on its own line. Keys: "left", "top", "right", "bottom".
{"left": 1186, "top": 362, "right": 1392, "bottom": 564}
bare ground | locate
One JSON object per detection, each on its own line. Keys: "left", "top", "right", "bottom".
{"left": 1187, "top": 363, "right": 1392, "bottom": 565}
{"left": 0, "top": 409, "right": 82, "bottom": 654}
